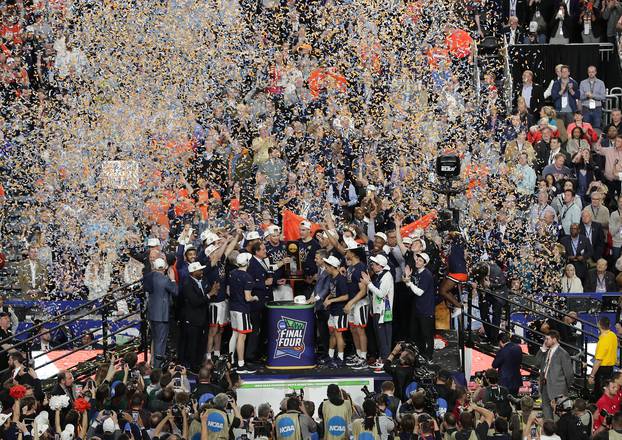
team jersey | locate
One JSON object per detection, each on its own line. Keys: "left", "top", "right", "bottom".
{"left": 204, "top": 255, "right": 228, "bottom": 303}
{"left": 346, "top": 262, "right": 367, "bottom": 303}
{"left": 228, "top": 269, "right": 254, "bottom": 313}
{"left": 328, "top": 273, "right": 349, "bottom": 315}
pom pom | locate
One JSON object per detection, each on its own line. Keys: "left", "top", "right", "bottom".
{"left": 73, "top": 397, "right": 91, "bottom": 413}
{"left": 49, "top": 395, "right": 70, "bottom": 411}
{"left": 9, "top": 385, "right": 27, "bottom": 400}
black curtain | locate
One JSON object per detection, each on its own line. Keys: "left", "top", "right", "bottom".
{"left": 509, "top": 44, "right": 622, "bottom": 100}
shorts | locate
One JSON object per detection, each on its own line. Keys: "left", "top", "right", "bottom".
{"left": 348, "top": 302, "right": 369, "bottom": 328}
{"left": 328, "top": 313, "right": 348, "bottom": 332}
{"left": 209, "top": 301, "right": 230, "bottom": 327}
{"left": 230, "top": 311, "right": 253, "bottom": 334}
{"left": 447, "top": 272, "right": 468, "bottom": 283}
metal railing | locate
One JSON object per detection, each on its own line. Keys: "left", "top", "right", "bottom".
{"left": 0, "top": 279, "right": 148, "bottom": 379}
{"left": 457, "top": 286, "right": 619, "bottom": 390}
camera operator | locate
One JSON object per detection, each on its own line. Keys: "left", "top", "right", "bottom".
{"left": 593, "top": 379, "right": 621, "bottom": 432}
{"left": 384, "top": 342, "right": 417, "bottom": 401}
{"left": 555, "top": 397, "right": 590, "bottom": 440}
{"left": 416, "top": 414, "right": 440, "bottom": 440}
{"left": 318, "top": 384, "right": 353, "bottom": 440}
{"left": 275, "top": 396, "right": 317, "bottom": 440}
{"left": 593, "top": 411, "right": 622, "bottom": 440}
{"left": 203, "top": 393, "right": 242, "bottom": 440}
{"left": 472, "top": 369, "right": 512, "bottom": 418}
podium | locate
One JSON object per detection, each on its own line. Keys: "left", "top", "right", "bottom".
{"left": 266, "top": 301, "right": 316, "bottom": 369}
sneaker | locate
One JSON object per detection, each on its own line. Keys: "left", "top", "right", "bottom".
{"left": 350, "top": 357, "right": 369, "bottom": 370}
{"left": 325, "top": 358, "right": 339, "bottom": 369}
{"left": 346, "top": 355, "right": 363, "bottom": 366}
{"left": 334, "top": 358, "right": 347, "bottom": 368}
{"left": 236, "top": 366, "right": 257, "bottom": 374}
{"left": 370, "top": 360, "right": 384, "bottom": 369}
{"left": 346, "top": 354, "right": 358, "bottom": 362}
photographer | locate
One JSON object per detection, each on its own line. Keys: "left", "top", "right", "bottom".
{"left": 351, "top": 399, "right": 395, "bottom": 440}
{"left": 509, "top": 396, "right": 537, "bottom": 440}
{"left": 472, "top": 369, "right": 512, "bottom": 418}
{"left": 454, "top": 403, "right": 495, "bottom": 440}
{"left": 380, "top": 381, "right": 401, "bottom": 417}
{"left": 275, "top": 396, "right": 317, "bottom": 440}
{"left": 318, "top": 384, "right": 353, "bottom": 440}
{"left": 593, "top": 379, "right": 621, "bottom": 432}
{"left": 555, "top": 398, "right": 589, "bottom": 440}
{"left": 253, "top": 402, "right": 275, "bottom": 438}
{"left": 203, "top": 392, "right": 242, "bottom": 440}
{"left": 384, "top": 342, "right": 417, "bottom": 401}
{"left": 593, "top": 411, "right": 622, "bottom": 440}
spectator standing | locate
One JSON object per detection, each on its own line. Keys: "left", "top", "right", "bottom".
{"left": 579, "top": 66, "right": 606, "bottom": 130}
{"left": 551, "top": 65, "right": 580, "bottom": 125}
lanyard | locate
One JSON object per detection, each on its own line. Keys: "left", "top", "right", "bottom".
{"left": 571, "top": 238, "right": 579, "bottom": 255}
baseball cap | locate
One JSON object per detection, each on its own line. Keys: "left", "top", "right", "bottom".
{"left": 370, "top": 254, "right": 389, "bottom": 270}
{"left": 236, "top": 252, "right": 252, "bottom": 267}
{"left": 204, "top": 244, "right": 219, "bottom": 257}
{"left": 187, "top": 262, "right": 206, "bottom": 273}
{"left": 199, "top": 229, "right": 213, "bottom": 242}
{"left": 203, "top": 232, "right": 220, "bottom": 246}
{"left": 402, "top": 237, "right": 413, "bottom": 245}
{"left": 102, "top": 418, "right": 115, "bottom": 433}
{"left": 61, "top": 424, "right": 75, "bottom": 440}
{"left": 147, "top": 238, "right": 161, "bottom": 247}
{"left": 245, "top": 231, "right": 261, "bottom": 241}
{"left": 416, "top": 253, "right": 430, "bottom": 265}
{"left": 300, "top": 220, "right": 312, "bottom": 230}
{"left": 152, "top": 258, "right": 167, "bottom": 270}
{"left": 265, "top": 225, "right": 281, "bottom": 236}
{"left": 344, "top": 237, "right": 360, "bottom": 250}
{"left": 322, "top": 255, "right": 341, "bottom": 268}
{"left": 366, "top": 184, "right": 377, "bottom": 192}
{"left": 375, "top": 232, "right": 387, "bottom": 242}
{"left": 184, "top": 244, "right": 196, "bottom": 254}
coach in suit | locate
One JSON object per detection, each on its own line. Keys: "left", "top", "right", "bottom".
{"left": 145, "top": 258, "right": 178, "bottom": 368}
{"left": 246, "top": 241, "right": 273, "bottom": 363}
{"left": 579, "top": 210, "right": 605, "bottom": 261}
{"left": 180, "top": 261, "right": 210, "bottom": 371}
{"left": 536, "top": 330, "right": 574, "bottom": 419}
{"left": 559, "top": 223, "right": 592, "bottom": 281}
{"left": 492, "top": 333, "right": 523, "bottom": 395}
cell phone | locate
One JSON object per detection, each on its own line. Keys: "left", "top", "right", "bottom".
{"left": 530, "top": 427, "right": 537, "bottom": 439}
{"left": 74, "top": 384, "right": 83, "bottom": 396}
{"left": 132, "top": 411, "right": 139, "bottom": 423}
{"left": 124, "top": 422, "right": 131, "bottom": 432}
{"left": 173, "top": 378, "right": 182, "bottom": 388}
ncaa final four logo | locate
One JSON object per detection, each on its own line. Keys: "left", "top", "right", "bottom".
{"left": 274, "top": 316, "right": 306, "bottom": 359}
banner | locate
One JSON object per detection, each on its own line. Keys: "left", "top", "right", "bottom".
{"left": 400, "top": 211, "right": 437, "bottom": 237}
{"left": 281, "top": 210, "right": 321, "bottom": 241}
{"left": 266, "top": 301, "right": 316, "bottom": 369}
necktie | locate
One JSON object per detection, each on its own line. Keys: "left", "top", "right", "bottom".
{"left": 543, "top": 348, "right": 553, "bottom": 378}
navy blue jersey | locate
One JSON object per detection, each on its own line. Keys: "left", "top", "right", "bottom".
{"left": 346, "top": 262, "right": 366, "bottom": 299}
{"left": 229, "top": 269, "right": 254, "bottom": 313}
{"left": 328, "top": 274, "right": 349, "bottom": 315}
{"left": 298, "top": 238, "right": 321, "bottom": 276}
{"left": 204, "top": 255, "right": 228, "bottom": 303}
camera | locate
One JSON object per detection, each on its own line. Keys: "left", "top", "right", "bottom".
{"left": 600, "top": 409, "right": 613, "bottom": 426}
{"left": 213, "top": 353, "right": 231, "bottom": 382}
{"left": 361, "top": 385, "right": 379, "bottom": 401}
{"left": 399, "top": 341, "right": 417, "bottom": 353}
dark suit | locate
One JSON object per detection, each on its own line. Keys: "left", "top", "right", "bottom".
{"left": 584, "top": 269, "right": 617, "bottom": 293}
{"left": 503, "top": 27, "right": 524, "bottom": 45}
{"left": 579, "top": 221, "right": 605, "bottom": 261}
{"left": 145, "top": 271, "right": 178, "bottom": 368}
{"left": 180, "top": 276, "right": 209, "bottom": 369}
{"left": 492, "top": 342, "right": 523, "bottom": 395}
{"left": 246, "top": 257, "right": 272, "bottom": 362}
{"left": 534, "top": 140, "right": 551, "bottom": 175}
{"left": 559, "top": 234, "right": 593, "bottom": 281}
{"left": 51, "top": 383, "right": 75, "bottom": 402}
{"left": 502, "top": 0, "right": 530, "bottom": 24}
